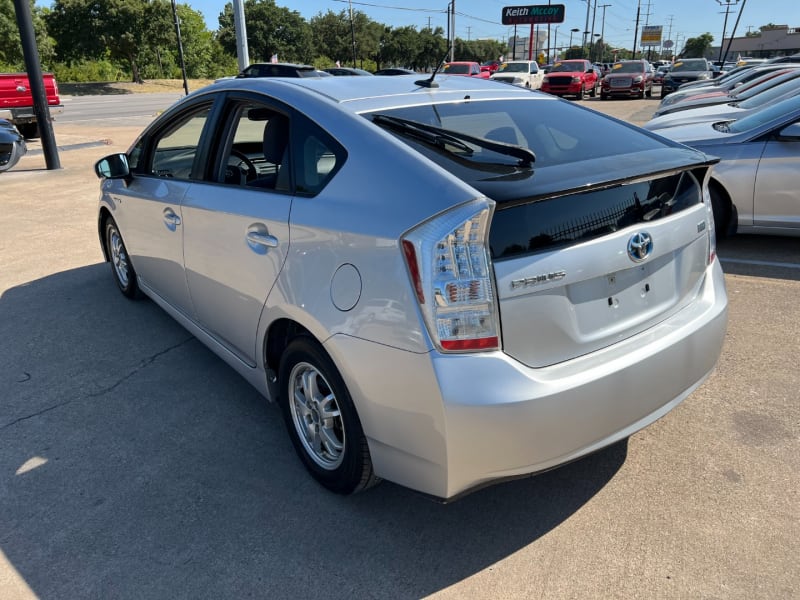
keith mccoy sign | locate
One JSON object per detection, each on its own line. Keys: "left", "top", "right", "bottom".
{"left": 502, "top": 4, "right": 565, "bottom": 25}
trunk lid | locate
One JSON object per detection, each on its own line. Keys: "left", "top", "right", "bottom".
{"left": 490, "top": 169, "right": 712, "bottom": 367}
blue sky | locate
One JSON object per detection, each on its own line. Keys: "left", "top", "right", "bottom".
{"left": 41, "top": 1, "right": 800, "bottom": 53}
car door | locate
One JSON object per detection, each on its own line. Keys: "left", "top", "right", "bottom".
{"left": 116, "top": 101, "right": 214, "bottom": 313}
{"left": 181, "top": 97, "right": 294, "bottom": 366}
{"left": 753, "top": 120, "right": 800, "bottom": 229}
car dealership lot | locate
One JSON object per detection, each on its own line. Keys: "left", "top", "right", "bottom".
{"left": 0, "top": 95, "right": 797, "bottom": 599}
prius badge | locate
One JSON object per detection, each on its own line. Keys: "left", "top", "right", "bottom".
{"left": 628, "top": 232, "right": 653, "bottom": 262}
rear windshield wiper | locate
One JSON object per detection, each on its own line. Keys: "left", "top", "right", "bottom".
{"left": 371, "top": 114, "right": 474, "bottom": 156}
{"left": 371, "top": 114, "right": 536, "bottom": 168}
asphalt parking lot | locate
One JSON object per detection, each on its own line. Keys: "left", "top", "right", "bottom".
{"left": 1, "top": 94, "right": 798, "bottom": 599}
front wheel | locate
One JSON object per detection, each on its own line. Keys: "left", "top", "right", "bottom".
{"left": 105, "top": 218, "right": 142, "bottom": 298}
{"left": 278, "top": 337, "right": 379, "bottom": 495}
{"left": 589, "top": 83, "right": 597, "bottom": 97}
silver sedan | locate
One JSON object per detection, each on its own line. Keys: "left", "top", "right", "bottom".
{"left": 94, "top": 75, "right": 727, "bottom": 500}
{"left": 653, "top": 93, "right": 800, "bottom": 237}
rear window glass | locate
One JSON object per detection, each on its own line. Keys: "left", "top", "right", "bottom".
{"left": 490, "top": 171, "right": 703, "bottom": 260}
{"left": 365, "top": 97, "right": 665, "bottom": 168}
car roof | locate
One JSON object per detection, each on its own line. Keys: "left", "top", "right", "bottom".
{"left": 207, "top": 74, "right": 550, "bottom": 114}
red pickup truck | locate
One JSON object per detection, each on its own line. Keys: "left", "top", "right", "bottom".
{"left": 0, "top": 72, "right": 63, "bottom": 139}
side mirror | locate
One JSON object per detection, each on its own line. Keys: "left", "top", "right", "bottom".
{"left": 776, "top": 122, "right": 800, "bottom": 141}
{"left": 95, "top": 153, "right": 130, "bottom": 179}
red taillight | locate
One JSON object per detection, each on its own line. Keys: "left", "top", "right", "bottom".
{"left": 402, "top": 239, "right": 424, "bottom": 304}
{"left": 401, "top": 198, "right": 500, "bottom": 353}
{"left": 442, "top": 337, "right": 499, "bottom": 351}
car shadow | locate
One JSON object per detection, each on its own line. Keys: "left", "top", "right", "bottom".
{"left": 717, "top": 234, "right": 800, "bottom": 282}
{"left": 0, "top": 264, "right": 627, "bottom": 599}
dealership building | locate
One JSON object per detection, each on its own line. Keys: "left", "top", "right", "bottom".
{"left": 713, "top": 25, "right": 800, "bottom": 59}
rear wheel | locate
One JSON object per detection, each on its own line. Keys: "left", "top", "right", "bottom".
{"left": 709, "top": 185, "right": 733, "bottom": 239}
{"left": 278, "top": 336, "right": 379, "bottom": 495}
{"left": 17, "top": 122, "right": 39, "bottom": 139}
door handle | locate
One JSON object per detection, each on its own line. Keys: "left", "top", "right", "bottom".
{"left": 246, "top": 231, "right": 279, "bottom": 248}
{"left": 163, "top": 208, "right": 181, "bottom": 231}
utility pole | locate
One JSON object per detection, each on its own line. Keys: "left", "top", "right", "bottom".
{"left": 583, "top": 0, "right": 591, "bottom": 52}
{"left": 170, "top": 0, "right": 189, "bottom": 96}
{"left": 665, "top": 14, "right": 674, "bottom": 59}
{"left": 722, "top": 0, "right": 747, "bottom": 64}
{"left": 599, "top": 4, "right": 611, "bottom": 62}
{"left": 632, "top": 0, "right": 641, "bottom": 59}
{"left": 716, "top": 0, "right": 740, "bottom": 64}
{"left": 348, "top": 0, "right": 357, "bottom": 67}
{"left": 590, "top": 0, "right": 598, "bottom": 62}
{"left": 450, "top": 0, "right": 456, "bottom": 62}
{"left": 466, "top": 26, "right": 471, "bottom": 41}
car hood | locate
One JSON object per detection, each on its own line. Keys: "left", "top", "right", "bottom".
{"left": 644, "top": 103, "right": 745, "bottom": 130}
{"left": 649, "top": 121, "right": 734, "bottom": 145}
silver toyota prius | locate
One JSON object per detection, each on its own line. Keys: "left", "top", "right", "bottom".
{"left": 95, "top": 74, "right": 728, "bottom": 501}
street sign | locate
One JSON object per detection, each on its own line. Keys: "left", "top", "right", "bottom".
{"left": 641, "top": 25, "right": 663, "bottom": 47}
{"left": 663, "top": 40, "right": 674, "bottom": 49}
{"left": 502, "top": 4, "right": 565, "bottom": 25}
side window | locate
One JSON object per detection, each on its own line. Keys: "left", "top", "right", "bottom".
{"left": 216, "top": 102, "right": 291, "bottom": 191}
{"left": 150, "top": 106, "right": 210, "bottom": 180}
{"left": 291, "top": 118, "right": 346, "bottom": 196}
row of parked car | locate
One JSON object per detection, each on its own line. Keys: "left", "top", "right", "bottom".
{"left": 644, "top": 54, "right": 800, "bottom": 237}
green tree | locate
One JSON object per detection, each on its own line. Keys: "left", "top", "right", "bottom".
{"left": 415, "top": 26, "right": 447, "bottom": 71}
{"left": 0, "top": 0, "right": 56, "bottom": 70}
{"left": 681, "top": 33, "right": 713, "bottom": 58}
{"left": 217, "top": 0, "right": 312, "bottom": 64}
{"left": 48, "top": 0, "right": 175, "bottom": 82}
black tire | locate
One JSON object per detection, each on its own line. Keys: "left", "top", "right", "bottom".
{"left": 645, "top": 85, "right": 652, "bottom": 98}
{"left": 17, "top": 122, "right": 40, "bottom": 139}
{"left": 589, "top": 83, "right": 597, "bottom": 97}
{"left": 278, "top": 336, "right": 379, "bottom": 495}
{"left": 576, "top": 84, "right": 585, "bottom": 100}
{"left": 600, "top": 92, "right": 609, "bottom": 100}
{"left": 0, "top": 140, "right": 23, "bottom": 172}
{"left": 709, "top": 186, "right": 733, "bottom": 240}
{"left": 105, "top": 217, "right": 142, "bottom": 298}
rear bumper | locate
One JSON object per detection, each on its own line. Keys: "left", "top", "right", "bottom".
{"left": 0, "top": 105, "right": 63, "bottom": 122}
{"left": 327, "top": 259, "right": 727, "bottom": 500}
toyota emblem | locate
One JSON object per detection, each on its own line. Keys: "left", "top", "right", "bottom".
{"left": 627, "top": 232, "right": 653, "bottom": 262}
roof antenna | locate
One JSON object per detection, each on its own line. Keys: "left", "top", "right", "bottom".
{"left": 415, "top": 42, "right": 453, "bottom": 88}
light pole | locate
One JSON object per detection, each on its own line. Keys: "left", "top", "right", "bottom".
{"left": 569, "top": 27, "right": 580, "bottom": 54}
{"left": 593, "top": 33, "right": 601, "bottom": 62}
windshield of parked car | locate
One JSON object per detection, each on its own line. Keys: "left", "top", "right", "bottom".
{"left": 366, "top": 97, "right": 666, "bottom": 168}
{"left": 443, "top": 63, "right": 470, "bottom": 74}
{"left": 727, "top": 94, "right": 800, "bottom": 133}
{"left": 497, "top": 63, "right": 530, "bottom": 73}
{"left": 736, "top": 77, "right": 800, "bottom": 108}
{"left": 549, "top": 61, "right": 584, "bottom": 73}
{"left": 671, "top": 60, "right": 707, "bottom": 72}
{"left": 611, "top": 62, "right": 645, "bottom": 74}
{"left": 730, "top": 69, "right": 800, "bottom": 99}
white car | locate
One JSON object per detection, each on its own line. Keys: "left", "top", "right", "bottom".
{"left": 94, "top": 75, "right": 727, "bottom": 500}
{"left": 490, "top": 60, "right": 543, "bottom": 89}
